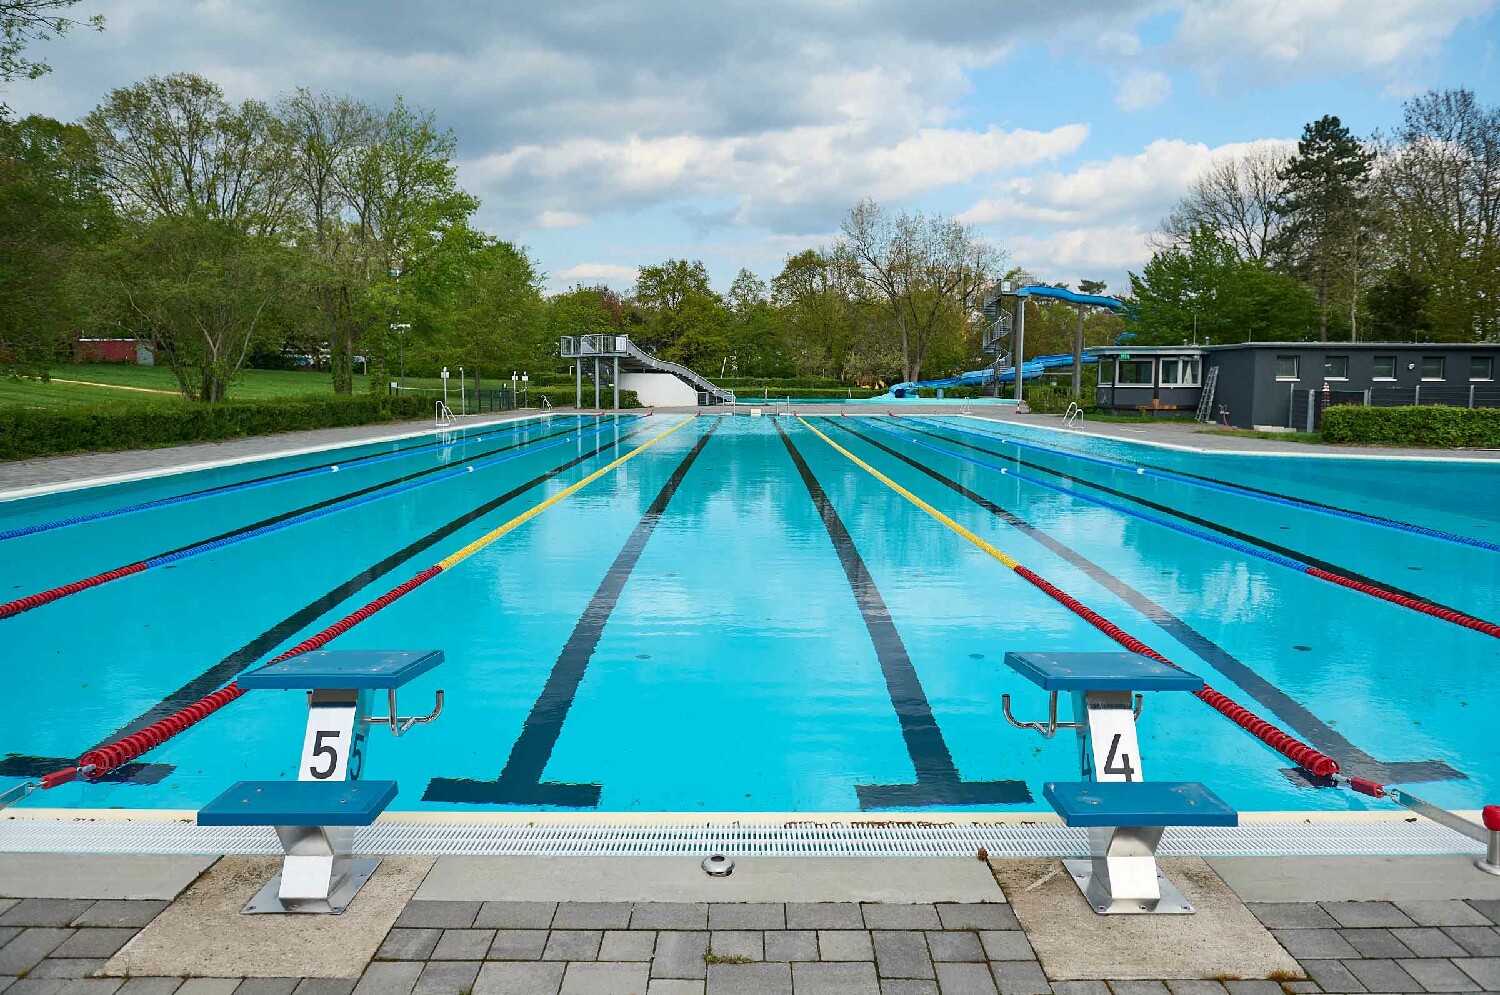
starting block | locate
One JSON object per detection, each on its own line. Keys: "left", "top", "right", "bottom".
{"left": 197, "top": 649, "right": 445, "bottom": 914}
{"left": 1001, "top": 651, "right": 1237, "bottom": 915}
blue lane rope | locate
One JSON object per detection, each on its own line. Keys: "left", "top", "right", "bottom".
{"left": 908, "top": 416, "right": 1500, "bottom": 555}
{"left": 858, "top": 419, "right": 1311, "bottom": 573}
{"left": 138, "top": 417, "right": 642, "bottom": 569}
{"left": 0, "top": 416, "right": 557, "bottom": 543}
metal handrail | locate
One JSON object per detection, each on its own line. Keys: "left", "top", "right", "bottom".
{"left": 560, "top": 334, "right": 735, "bottom": 404}
{"left": 1063, "top": 402, "right": 1084, "bottom": 429}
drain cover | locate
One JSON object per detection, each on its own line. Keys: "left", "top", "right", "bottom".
{"left": 701, "top": 853, "right": 734, "bottom": 877}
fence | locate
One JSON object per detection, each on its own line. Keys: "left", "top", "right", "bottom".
{"left": 1289, "top": 384, "right": 1500, "bottom": 431}
{"left": 387, "top": 383, "right": 519, "bottom": 416}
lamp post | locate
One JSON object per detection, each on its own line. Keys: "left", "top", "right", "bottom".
{"left": 388, "top": 323, "right": 411, "bottom": 389}
{"left": 522, "top": 371, "right": 529, "bottom": 409}
{"left": 440, "top": 366, "right": 450, "bottom": 410}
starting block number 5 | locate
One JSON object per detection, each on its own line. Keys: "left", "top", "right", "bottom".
{"left": 300, "top": 704, "right": 358, "bottom": 782}
{"left": 1087, "top": 703, "right": 1142, "bottom": 783}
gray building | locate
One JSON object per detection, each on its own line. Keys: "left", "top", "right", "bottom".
{"left": 1090, "top": 342, "right": 1500, "bottom": 429}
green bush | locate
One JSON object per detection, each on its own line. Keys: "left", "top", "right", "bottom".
{"left": 734, "top": 386, "right": 885, "bottom": 400}
{"left": 1020, "top": 383, "right": 1084, "bottom": 414}
{"left": 527, "top": 385, "right": 643, "bottom": 409}
{"left": 1320, "top": 405, "right": 1500, "bottom": 448}
{"left": 0, "top": 394, "right": 431, "bottom": 460}
{"left": 716, "top": 376, "right": 848, "bottom": 389}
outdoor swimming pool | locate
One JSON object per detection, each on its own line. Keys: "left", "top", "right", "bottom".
{"left": 1, "top": 412, "right": 1496, "bottom": 815}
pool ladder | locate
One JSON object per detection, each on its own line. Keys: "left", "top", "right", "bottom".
{"left": 436, "top": 401, "right": 456, "bottom": 428}
{"left": 1063, "top": 402, "right": 1084, "bottom": 429}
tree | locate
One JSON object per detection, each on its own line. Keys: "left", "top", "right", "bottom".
{"left": 632, "top": 258, "right": 731, "bottom": 370}
{"left": 839, "top": 200, "right": 1001, "bottom": 383}
{"left": 0, "top": 0, "right": 101, "bottom": 86}
{"left": 773, "top": 249, "right": 856, "bottom": 380}
{"left": 1161, "top": 145, "right": 1291, "bottom": 263}
{"left": 1272, "top": 115, "right": 1373, "bottom": 341}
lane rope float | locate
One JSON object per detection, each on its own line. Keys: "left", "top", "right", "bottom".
{"left": 18, "top": 415, "right": 696, "bottom": 795}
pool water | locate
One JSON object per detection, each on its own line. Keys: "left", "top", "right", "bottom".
{"left": 2, "top": 413, "right": 1496, "bottom": 814}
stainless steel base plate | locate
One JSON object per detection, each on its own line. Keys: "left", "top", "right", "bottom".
{"left": 1062, "top": 858, "right": 1195, "bottom": 915}
{"left": 240, "top": 857, "right": 382, "bottom": 915}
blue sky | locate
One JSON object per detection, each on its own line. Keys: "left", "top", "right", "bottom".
{"left": 8, "top": 1, "right": 1497, "bottom": 296}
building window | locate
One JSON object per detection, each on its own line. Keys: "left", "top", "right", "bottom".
{"left": 1324, "top": 355, "right": 1348, "bottom": 380}
{"left": 1117, "top": 359, "right": 1153, "bottom": 386}
{"left": 1372, "top": 355, "right": 1397, "bottom": 380}
{"left": 1275, "top": 355, "right": 1299, "bottom": 380}
{"left": 1160, "top": 357, "right": 1201, "bottom": 387}
{"left": 1471, "top": 356, "right": 1494, "bottom": 381}
{"left": 1097, "top": 359, "right": 1113, "bottom": 386}
{"left": 1421, "top": 356, "right": 1445, "bottom": 381}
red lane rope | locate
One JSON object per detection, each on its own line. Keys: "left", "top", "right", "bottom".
{"left": 0, "top": 563, "right": 149, "bottom": 619}
{"left": 1307, "top": 567, "right": 1500, "bottom": 639}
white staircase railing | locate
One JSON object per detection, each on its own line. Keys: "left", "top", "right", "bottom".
{"left": 435, "top": 401, "right": 455, "bottom": 427}
{"left": 560, "top": 334, "right": 735, "bottom": 404}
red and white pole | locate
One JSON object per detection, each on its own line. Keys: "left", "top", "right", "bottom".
{"left": 1480, "top": 805, "right": 1500, "bottom": 877}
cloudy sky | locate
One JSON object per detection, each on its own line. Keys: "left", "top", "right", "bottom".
{"left": 8, "top": 1, "right": 1499, "bottom": 295}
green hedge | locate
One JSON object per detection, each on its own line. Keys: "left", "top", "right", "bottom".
{"left": 0, "top": 394, "right": 432, "bottom": 461}
{"left": 716, "top": 377, "right": 847, "bottom": 389}
{"left": 1320, "top": 405, "right": 1500, "bottom": 448}
{"left": 733, "top": 387, "right": 885, "bottom": 399}
{"left": 527, "top": 385, "right": 643, "bottom": 409}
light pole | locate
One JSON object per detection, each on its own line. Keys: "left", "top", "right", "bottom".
{"left": 522, "top": 371, "right": 529, "bottom": 409}
{"left": 440, "top": 366, "right": 450, "bottom": 411}
{"left": 459, "top": 367, "right": 465, "bottom": 415}
{"left": 388, "top": 323, "right": 411, "bottom": 388}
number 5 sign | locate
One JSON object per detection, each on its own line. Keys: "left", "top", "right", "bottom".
{"left": 300, "top": 703, "right": 358, "bottom": 782}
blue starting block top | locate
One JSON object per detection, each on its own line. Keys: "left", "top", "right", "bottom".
{"left": 1044, "top": 780, "right": 1237, "bottom": 828}
{"left": 1002, "top": 651, "right": 1202, "bottom": 692}
{"left": 239, "top": 649, "right": 444, "bottom": 690}
{"left": 198, "top": 779, "right": 398, "bottom": 826}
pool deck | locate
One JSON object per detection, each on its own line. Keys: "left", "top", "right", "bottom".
{"left": 0, "top": 850, "right": 1497, "bottom": 993}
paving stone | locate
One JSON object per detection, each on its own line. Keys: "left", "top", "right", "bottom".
{"left": 1466, "top": 900, "right": 1500, "bottom": 926}
{"left": 1222, "top": 983, "right": 1282, "bottom": 995}
{"left": 1391, "top": 928, "right": 1468, "bottom": 959}
{"left": 553, "top": 905, "right": 631, "bottom": 930}
{"left": 68, "top": 903, "right": 168, "bottom": 930}
{"left": 785, "top": 905, "right": 862, "bottom": 930}
{"left": 0, "top": 982, "right": 15, "bottom": 995}
{"left": 1398, "top": 958, "right": 1482, "bottom": 992}
{"left": 542, "top": 930, "right": 602, "bottom": 962}
{"left": 1270, "top": 928, "right": 1360, "bottom": 959}
{"left": 472, "top": 961, "right": 564, "bottom": 995}
{"left": 1342, "top": 958, "right": 1420, "bottom": 992}
{"left": 175, "top": 982, "right": 239, "bottom": 995}
{"left": 432, "top": 930, "right": 495, "bottom": 961}
{"left": 291, "top": 982, "right": 355, "bottom": 995}
{"left": 484, "top": 929, "right": 548, "bottom": 961}
{"left": 763, "top": 931, "right": 817, "bottom": 963}
{"left": 877, "top": 983, "right": 936, "bottom": 995}
{"left": 232, "top": 981, "right": 299, "bottom": 995}
{"left": 1109, "top": 984, "right": 1168, "bottom": 995}
{"left": 932, "top": 963, "right": 996, "bottom": 995}
{"left": 645, "top": 983, "right": 702, "bottom": 995}
{"left": 559, "top": 962, "right": 650, "bottom": 995}
{"left": 116, "top": 980, "right": 182, "bottom": 995}
{"left": 708, "top": 931, "right": 761, "bottom": 962}
{"left": 599, "top": 930, "right": 655, "bottom": 962}
{"left": 651, "top": 932, "right": 707, "bottom": 980}
{"left": 790, "top": 962, "right": 880, "bottom": 995}
{"left": 1051, "top": 984, "right": 1111, "bottom": 995}
{"left": 1247, "top": 904, "right": 1339, "bottom": 930}
{"left": 1453, "top": 958, "right": 1500, "bottom": 990}
{"left": 49, "top": 931, "right": 136, "bottom": 960}
{"left": 870, "top": 932, "right": 932, "bottom": 981}
{"left": 0, "top": 927, "right": 21, "bottom": 947}
{"left": 1338, "top": 927, "right": 1414, "bottom": 958}
{"left": 1279, "top": 985, "right": 1320, "bottom": 994}
{"left": 934, "top": 906, "right": 1017, "bottom": 931}
{"left": 29, "top": 960, "right": 105, "bottom": 980}
{"left": 0, "top": 929, "right": 74, "bottom": 974}
{"left": 474, "top": 903, "right": 555, "bottom": 930}
{"left": 0, "top": 904, "right": 94, "bottom": 929}
{"left": 52, "top": 982, "right": 122, "bottom": 995}
{"left": 1321, "top": 903, "right": 1417, "bottom": 929}
{"left": 977, "top": 931, "right": 1034, "bottom": 962}
{"left": 376, "top": 929, "right": 442, "bottom": 962}
{"left": 924, "top": 932, "right": 983, "bottom": 963}
{"left": 1396, "top": 902, "right": 1492, "bottom": 928}
{"left": 988, "top": 960, "right": 1049, "bottom": 995}
{"left": 1298, "top": 958, "right": 1366, "bottom": 993}
{"left": 704, "top": 962, "right": 789, "bottom": 995}
{"left": 707, "top": 905, "right": 782, "bottom": 930}
{"left": 631, "top": 905, "right": 707, "bottom": 930}
{"left": 859, "top": 906, "right": 938, "bottom": 931}
{"left": 1443, "top": 926, "right": 1500, "bottom": 956}
{"left": 1, "top": 981, "right": 67, "bottom": 995}
{"left": 1163, "top": 984, "right": 1227, "bottom": 995}
{"left": 393, "top": 903, "right": 481, "bottom": 930}
{"left": 817, "top": 931, "right": 873, "bottom": 962}
{"left": 414, "top": 960, "right": 481, "bottom": 995}
{"left": 352, "top": 963, "right": 423, "bottom": 995}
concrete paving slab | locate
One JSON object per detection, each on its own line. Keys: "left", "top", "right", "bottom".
{"left": 414, "top": 858, "right": 1002, "bottom": 903}
{"left": 1208, "top": 856, "right": 1500, "bottom": 902}
{"left": 0, "top": 857, "right": 216, "bottom": 901}
{"left": 990, "top": 858, "right": 1301, "bottom": 981}
{"left": 101, "top": 856, "right": 433, "bottom": 980}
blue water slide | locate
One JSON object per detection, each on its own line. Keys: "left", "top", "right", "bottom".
{"left": 888, "top": 286, "right": 1130, "bottom": 396}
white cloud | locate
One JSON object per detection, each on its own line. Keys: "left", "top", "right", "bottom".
{"left": 535, "top": 211, "right": 587, "bottom": 229}
{"left": 551, "top": 263, "right": 640, "bottom": 289}
{"left": 1113, "top": 69, "right": 1170, "bottom": 111}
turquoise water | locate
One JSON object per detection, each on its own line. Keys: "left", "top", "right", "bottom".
{"left": 1, "top": 412, "right": 1496, "bottom": 814}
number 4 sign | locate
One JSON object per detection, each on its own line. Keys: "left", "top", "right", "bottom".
{"left": 300, "top": 704, "right": 357, "bottom": 782}
{"left": 1087, "top": 703, "right": 1142, "bottom": 783}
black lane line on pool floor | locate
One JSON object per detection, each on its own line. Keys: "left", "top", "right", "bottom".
{"left": 823, "top": 417, "right": 1463, "bottom": 788}
{"left": 901, "top": 418, "right": 1472, "bottom": 615}
{"left": 0, "top": 420, "right": 659, "bottom": 787}
{"left": 424, "top": 419, "right": 720, "bottom": 806}
{"left": 778, "top": 419, "right": 1032, "bottom": 809}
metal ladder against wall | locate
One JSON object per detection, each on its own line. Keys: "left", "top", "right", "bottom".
{"left": 1193, "top": 366, "right": 1219, "bottom": 423}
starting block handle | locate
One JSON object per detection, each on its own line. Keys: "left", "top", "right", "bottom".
{"left": 361, "top": 688, "right": 445, "bottom": 736}
{"left": 1003, "top": 689, "right": 1140, "bottom": 740}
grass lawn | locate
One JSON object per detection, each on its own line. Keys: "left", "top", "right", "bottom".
{"left": 0, "top": 377, "right": 182, "bottom": 410}
{"left": 42, "top": 364, "right": 373, "bottom": 399}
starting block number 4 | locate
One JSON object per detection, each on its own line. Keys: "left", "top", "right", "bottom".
{"left": 1086, "top": 701, "right": 1142, "bottom": 783}
{"left": 300, "top": 704, "right": 358, "bottom": 782}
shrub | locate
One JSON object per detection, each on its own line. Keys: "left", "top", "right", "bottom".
{"left": 1320, "top": 405, "right": 1500, "bottom": 448}
{"left": 527, "top": 385, "right": 643, "bottom": 409}
{"left": 0, "top": 394, "right": 431, "bottom": 460}
{"left": 734, "top": 386, "right": 885, "bottom": 400}
{"left": 1021, "top": 382, "right": 1083, "bottom": 414}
